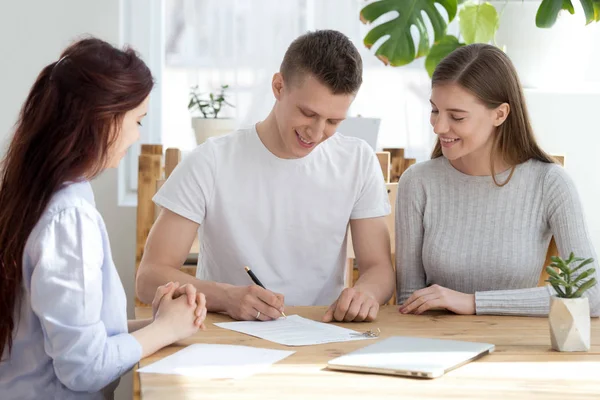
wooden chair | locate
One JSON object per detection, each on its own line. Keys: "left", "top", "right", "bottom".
{"left": 383, "top": 148, "right": 417, "bottom": 183}
{"left": 346, "top": 149, "right": 414, "bottom": 305}
{"left": 539, "top": 155, "right": 564, "bottom": 286}
{"left": 135, "top": 145, "right": 198, "bottom": 306}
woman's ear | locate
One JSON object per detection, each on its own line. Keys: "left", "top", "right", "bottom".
{"left": 493, "top": 103, "right": 510, "bottom": 127}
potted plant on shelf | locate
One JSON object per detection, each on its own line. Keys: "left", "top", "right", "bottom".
{"left": 188, "top": 84, "right": 235, "bottom": 145}
{"left": 546, "top": 252, "right": 597, "bottom": 352}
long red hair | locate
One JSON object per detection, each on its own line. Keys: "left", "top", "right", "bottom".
{"left": 0, "top": 37, "right": 153, "bottom": 357}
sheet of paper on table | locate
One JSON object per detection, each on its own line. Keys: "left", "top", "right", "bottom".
{"left": 214, "top": 314, "right": 377, "bottom": 346}
{"left": 138, "top": 343, "right": 295, "bottom": 379}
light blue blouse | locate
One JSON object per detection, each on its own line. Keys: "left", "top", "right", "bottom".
{"left": 0, "top": 181, "right": 141, "bottom": 399}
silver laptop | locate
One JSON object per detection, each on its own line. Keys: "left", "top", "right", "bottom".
{"left": 327, "top": 336, "right": 494, "bottom": 379}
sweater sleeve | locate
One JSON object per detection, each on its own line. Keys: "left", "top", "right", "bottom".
{"left": 475, "top": 165, "right": 600, "bottom": 317}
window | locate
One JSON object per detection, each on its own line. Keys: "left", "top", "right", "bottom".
{"left": 162, "top": 0, "right": 436, "bottom": 154}
{"left": 120, "top": 0, "right": 439, "bottom": 205}
{"left": 119, "top": 0, "right": 164, "bottom": 205}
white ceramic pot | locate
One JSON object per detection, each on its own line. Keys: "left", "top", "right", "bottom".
{"left": 191, "top": 117, "right": 236, "bottom": 145}
{"left": 548, "top": 296, "right": 590, "bottom": 352}
{"left": 489, "top": 0, "right": 594, "bottom": 88}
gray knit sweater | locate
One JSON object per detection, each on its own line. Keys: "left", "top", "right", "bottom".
{"left": 395, "top": 156, "right": 600, "bottom": 316}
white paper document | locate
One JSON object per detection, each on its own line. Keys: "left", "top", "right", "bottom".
{"left": 137, "top": 344, "right": 295, "bottom": 379}
{"left": 214, "top": 314, "right": 375, "bottom": 346}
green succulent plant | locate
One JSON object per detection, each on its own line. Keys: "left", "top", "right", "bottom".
{"left": 545, "top": 252, "right": 597, "bottom": 298}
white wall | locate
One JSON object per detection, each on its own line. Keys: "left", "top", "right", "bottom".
{"left": 526, "top": 89, "right": 600, "bottom": 253}
{"left": 0, "top": 2, "right": 136, "bottom": 399}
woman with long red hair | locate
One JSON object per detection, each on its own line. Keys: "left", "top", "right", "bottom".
{"left": 0, "top": 37, "right": 206, "bottom": 399}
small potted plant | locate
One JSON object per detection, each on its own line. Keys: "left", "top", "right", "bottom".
{"left": 188, "top": 84, "right": 235, "bottom": 145}
{"left": 546, "top": 252, "right": 596, "bottom": 352}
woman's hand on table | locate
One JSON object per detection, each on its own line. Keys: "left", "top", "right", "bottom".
{"left": 152, "top": 282, "right": 207, "bottom": 329}
{"left": 153, "top": 290, "right": 202, "bottom": 342}
{"left": 399, "top": 285, "right": 475, "bottom": 315}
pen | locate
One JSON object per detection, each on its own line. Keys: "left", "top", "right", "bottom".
{"left": 244, "top": 266, "right": 287, "bottom": 318}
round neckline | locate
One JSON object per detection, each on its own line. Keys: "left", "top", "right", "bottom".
{"left": 440, "top": 156, "right": 527, "bottom": 184}
{"left": 250, "top": 123, "right": 321, "bottom": 165}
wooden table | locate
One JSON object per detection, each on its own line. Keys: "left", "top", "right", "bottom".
{"left": 135, "top": 306, "right": 600, "bottom": 399}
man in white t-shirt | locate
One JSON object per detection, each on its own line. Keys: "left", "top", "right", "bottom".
{"left": 137, "top": 30, "right": 394, "bottom": 322}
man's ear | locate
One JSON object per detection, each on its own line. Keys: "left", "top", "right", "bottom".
{"left": 272, "top": 72, "right": 284, "bottom": 100}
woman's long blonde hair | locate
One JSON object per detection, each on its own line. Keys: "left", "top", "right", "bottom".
{"left": 431, "top": 44, "right": 555, "bottom": 186}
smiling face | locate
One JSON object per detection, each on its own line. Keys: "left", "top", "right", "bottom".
{"left": 271, "top": 73, "right": 355, "bottom": 159}
{"left": 430, "top": 83, "right": 509, "bottom": 171}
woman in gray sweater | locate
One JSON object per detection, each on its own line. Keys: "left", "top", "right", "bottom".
{"left": 396, "top": 43, "right": 599, "bottom": 317}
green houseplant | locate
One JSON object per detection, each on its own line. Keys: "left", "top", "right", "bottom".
{"left": 536, "top": 0, "right": 600, "bottom": 28}
{"left": 188, "top": 84, "right": 235, "bottom": 119}
{"left": 546, "top": 252, "right": 596, "bottom": 352}
{"left": 188, "top": 85, "right": 236, "bottom": 145}
{"left": 359, "top": 0, "right": 600, "bottom": 77}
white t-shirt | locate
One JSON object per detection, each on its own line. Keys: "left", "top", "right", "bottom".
{"left": 153, "top": 126, "right": 390, "bottom": 306}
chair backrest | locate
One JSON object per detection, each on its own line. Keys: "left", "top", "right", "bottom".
{"left": 136, "top": 145, "right": 191, "bottom": 305}
{"left": 345, "top": 149, "right": 413, "bottom": 304}
{"left": 383, "top": 148, "right": 416, "bottom": 183}
{"left": 135, "top": 145, "right": 163, "bottom": 305}
{"left": 538, "top": 155, "right": 564, "bottom": 286}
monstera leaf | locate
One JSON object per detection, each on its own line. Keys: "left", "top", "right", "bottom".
{"left": 360, "top": 0, "right": 458, "bottom": 67}
{"left": 590, "top": 0, "right": 600, "bottom": 20}
{"left": 459, "top": 2, "right": 499, "bottom": 44}
{"left": 536, "top": 0, "right": 600, "bottom": 28}
{"left": 425, "top": 35, "right": 465, "bottom": 77}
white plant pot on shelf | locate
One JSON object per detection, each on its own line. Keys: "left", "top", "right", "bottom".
{"left": 549, "top": 296, "right": 591, "bottom": 352}
{"left": 191, "top": 117, "right": 236, "bottom": 145}
{"left": 490, "top": 0, "right": 593, "bottom": 89}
